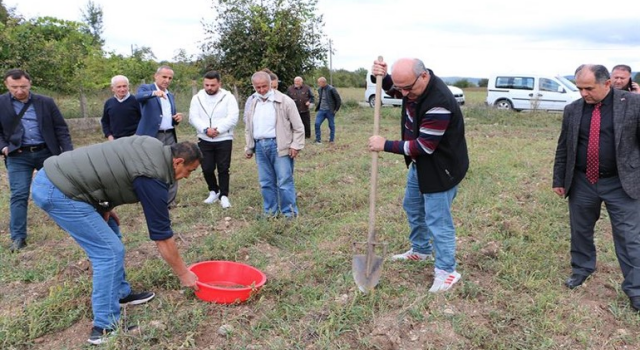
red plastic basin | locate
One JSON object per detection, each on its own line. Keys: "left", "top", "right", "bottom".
{"left": 189, "top": 260, "right": 267, "bottom": 304}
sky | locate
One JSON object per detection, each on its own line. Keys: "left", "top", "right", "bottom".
{"left": 5, "top": 0, "right": 640, "bottom": 78}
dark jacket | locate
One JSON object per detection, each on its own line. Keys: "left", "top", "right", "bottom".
{"left": 315, "top": 85, "right": 341, "bottom": 113}
{"left": 389, "top": 71, "right": 469, "bottom": 193}
{"left": 553, "top": 89, "right": 640, "bottom": 199}
{"left": 135, "top": 84, "right": 178, "bottom": 141}
{"left": 0, "top": 92, "right": 73, "bottom": 155}
{"left": 286, "top": 84, "right": 315, "bottom": 113}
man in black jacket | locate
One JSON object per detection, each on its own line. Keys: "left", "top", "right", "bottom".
{"left": 0, "top": 69, "right": 73, "bottom": 252}
{"left": 314, "top": 76, "right": 341, "bottom": 144}
{"left": 369, "top": 58, "right": 469, "bottom": 293}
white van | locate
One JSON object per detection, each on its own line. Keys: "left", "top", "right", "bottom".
{"left": 364, "top": 73, "right": 465, "bottom": 107}
{"left": 485, "top": 74, "right": 581, "bottom": 112}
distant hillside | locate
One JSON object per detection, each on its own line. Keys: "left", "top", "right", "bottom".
{"left": 441, "top": 77, "right": 485, "bottom": 86}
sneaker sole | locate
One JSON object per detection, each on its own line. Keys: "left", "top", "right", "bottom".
{"left": 429, "top": 273, "right": 461, "bottom": 293}
{"left": 88, "top": 337, "right": 106, "bottom": 345}
{"left": 87, "top": 325, "right": 139, "bottom": 345}
{"left": 120, "top": 293, "right": 155, "bottom": 307}
{"left": 391, "top": 255, "right": 432, "bottom": 261}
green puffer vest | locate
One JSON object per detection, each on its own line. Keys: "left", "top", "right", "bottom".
{"left": 43, "top": 136, "right": 174, "bottom": 210}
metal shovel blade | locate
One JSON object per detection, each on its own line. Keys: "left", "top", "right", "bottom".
{"left": 352, "top": 252, "right": 385, "bottom": 293}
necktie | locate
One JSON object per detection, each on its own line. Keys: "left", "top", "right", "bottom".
{"left": 586, "top": 102, "right": 602, "bottom": 184}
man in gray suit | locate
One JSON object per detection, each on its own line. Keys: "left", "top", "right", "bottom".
{"left": 553, "top": 64, "right": 640, "bottom": 311}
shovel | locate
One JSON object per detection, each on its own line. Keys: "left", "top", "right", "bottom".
{"left": 353, "top": 56, "right": 387, "bottom": 293}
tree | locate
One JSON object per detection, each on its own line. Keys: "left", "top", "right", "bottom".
{"left": 0, "top": 16, "right": 96, "bottom": 92}
{"left": 453, "top": 79, "right": 474, "bottom": 89}
{"left": 477, "top": 78, "right": 489, "bottom": 88}
{"left": 201, "top": 0, "right": 327, "bottom": 94}
{"left": 80, "top": 0, "right": 104, "bottom": 48}
{"left": 0, "top": 0, "right": 9, "bottom": 24}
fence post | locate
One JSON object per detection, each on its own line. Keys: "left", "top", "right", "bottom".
{"left": 79, "top": 90, "right": 88, "bottom": 119}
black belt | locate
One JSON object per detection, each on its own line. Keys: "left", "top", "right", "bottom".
{"left": 599, "top": 170, "right": 618, "bottom": 178}
{"left": 19, "top": 144, "right": 47, "bottom": 152}
{"left": 158, "top": 129, "right": 174, "bottom": 134}
{"left": 578, "top": 168, "right": 618, "bottom": 178}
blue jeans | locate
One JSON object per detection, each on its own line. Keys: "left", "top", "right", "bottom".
{"left": 315, "top": 110, "right": 335, "bottom": 142}
{"left": 403, "top": 164, "right": 458, "bottom": 272}
{"left": 254, "top": 138, "right": 298, "bottom": 217}
{"left": 6, "top": 148, "right": 51, "bottom": 241}
{"left": 31, "top": 170, "right": 131, "bottom": 329}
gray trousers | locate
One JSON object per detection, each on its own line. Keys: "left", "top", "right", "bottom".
{"left": 568, "top": 170, "right": 640, "bottom": 297}
{"left": 156, "top": 130, "right": 178, "bottom": 207}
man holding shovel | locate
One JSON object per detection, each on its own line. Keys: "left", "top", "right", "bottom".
{"left": 368, "top": 58, "right": 469, "bottom": 293}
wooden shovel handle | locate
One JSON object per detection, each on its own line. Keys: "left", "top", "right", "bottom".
{"left": 367, "top": 56, "right": 383, "bottom": 247}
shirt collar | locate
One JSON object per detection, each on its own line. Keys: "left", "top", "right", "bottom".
{"left": 587, "top": 88, "right": 613, "bottom": 108}
{"left": 115, "top": 92, "right": 131, "bottom": 103}
{"left": 10, "top": 92, "right": 32, "bottom": 103}
{"left": 154, "top": 83, "right": 168, "bottom": 93}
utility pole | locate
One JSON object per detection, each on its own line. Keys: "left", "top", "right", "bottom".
{"left": 329, "top": 39, "right": 333, "bottom": 86}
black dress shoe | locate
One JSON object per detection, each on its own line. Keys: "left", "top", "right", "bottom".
{"left": 565, "top": 273, "right": 589, "bottom": 289}
{"left": 629, "top": 296, "right": 640, "bottom": 311}
{"left": 9, "top": 238, "right": 27, "bottom": 252}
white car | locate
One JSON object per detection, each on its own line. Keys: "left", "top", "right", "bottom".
{"left": 364, "top": 83, "right": 465, "bottom": 107}
{"left": 485, "top": 74, "right": 581, "bottom": 112}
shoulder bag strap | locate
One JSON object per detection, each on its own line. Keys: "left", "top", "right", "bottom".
{"left": 9, "top": 100, "right": 32, "bottom": 136}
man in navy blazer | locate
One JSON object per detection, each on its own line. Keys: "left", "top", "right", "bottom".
{"left": 0, "top": 69, "right": 73, "bottom": 252}
{"left": 553, "top": 64, "right": 640, "bottom": 311}
{"left": 135, "top": 66, "right": 183, "bottom": 207}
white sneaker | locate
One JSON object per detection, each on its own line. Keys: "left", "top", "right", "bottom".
{"left": 429, "top": 268, "right": 461, "bottom": 293}
{"left": 220, "top": 196, "right": 231, "bottom": 208}
{"left": 391, "top": 248, "right": 433, "bottom": 261}
{"left": 204, "top": 191, "right": 219, "bottom": 204}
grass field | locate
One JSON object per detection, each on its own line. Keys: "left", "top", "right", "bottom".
{"left": 1, "top": 91, "right": 639, "bottom": 349}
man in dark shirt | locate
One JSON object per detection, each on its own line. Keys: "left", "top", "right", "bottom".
{"left": 0, "top": 69, "right": 73, "bottom": 252}
{"left": 286, "top": 76, "right": 315, "bottom": 139}
{"left": 553, "top": 64, "right": 640, "bottom": 311}
{"left": 31, "top": 136, "right": 201, "bottom": 344}
{"left": 101, "top": 75, "right": 141, "bottom": 140}
{"left": 314, "top": 77, "right": 341, "bottom": 144}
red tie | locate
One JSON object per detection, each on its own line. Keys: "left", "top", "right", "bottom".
{"left": 586, "top": 102, "right": 602, "bottom": 184}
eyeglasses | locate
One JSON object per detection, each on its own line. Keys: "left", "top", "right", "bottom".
{"left": 392, "top": 73, "right": 423, "bottom": 91}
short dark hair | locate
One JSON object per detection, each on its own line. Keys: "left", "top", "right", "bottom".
{"left": 203, "top": 70, "right": 221, "bottom": 81}
{"left": 171, "top": 141, "right": 203, "bottom": 165}
{"left": 575, "top": 64, "right": 610, "bottom": 84}
{"left": 4, "top": 69, "right": 31, "bottom": 82}
{"left": 612, "top": 64, "right": 632, "bottom": 73}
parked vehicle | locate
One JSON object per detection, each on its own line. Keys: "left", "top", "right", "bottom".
{"left": 485, "top": 74, "right": 581, "bottom": 112}
{"left": 364, "top": 74, "right": 465, "bottom": 107}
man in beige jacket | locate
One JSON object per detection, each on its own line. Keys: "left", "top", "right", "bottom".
{"left": 245, "top": 71, "right": 305, "bottom": 218}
